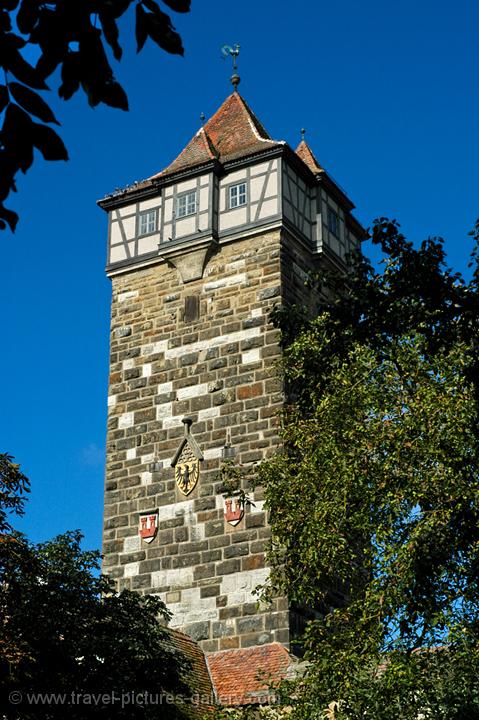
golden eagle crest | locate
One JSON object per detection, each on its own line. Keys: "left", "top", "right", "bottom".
{"left": 171, "top": 418, "right": 203, "bottom": 496}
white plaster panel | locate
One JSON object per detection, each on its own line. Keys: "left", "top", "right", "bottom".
{"left": 250, "top": 175, "right": 265, "bottom": 203}
{"left": 251, "top": 159, "right": 277, "bottom": 177}
{"left": 137, "top": 235, "right": 159, "bottom": 255}
{"left": 124, "top": 562, "right": 139, "bottom": 577}
{"left": 139, "top": 198, "right": 161, "bottom": 212}
{"left": 109, "top": 244, "right": 127, "bottom": 264}
{"left": 164, "top": 196, "right": 173, "bottom": 220}
{"left": 118, "top": 205, "right": 135, "bottom": 218}
{"left": 203, "top": 273, "right": 246, "bottom": 292}
{"left": 222, "top": 168, "right": 247, "bottom": 185}
{"left": 176, "top": 178, "right": 198, "bottom": 193}
{"left": 121, "top": 216, "right": 136, "bottom": 239}
{"left": 265, "top": 171, "right": 278, "bottom": 197}
{"left": 257, "top": 198, "right": 278, "bottom": 219}
{"left": 199, "top": 187, "right": 209, "bottom": 208}
{"left": 219, "top": 207, "right": 247, "bottom": 231}
{"left": 175, "top": 216, "right": 196, "bottom": 237}
{"left": 118, "top": 412, "right": 134, "bottom": 429}
{"left": 110, "top": 222, "right": 121, "bottom": 245}
{"left": 176, "top": 383, "right": 208, "bottom": 400}
{"left": 164, "top": 326, "right": 261, "bottom": 359}
{"left": 162, "top": 223, "right": 173, "bottom": 241}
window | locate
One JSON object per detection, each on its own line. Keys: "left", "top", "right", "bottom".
{"left": 176, "top": 191, "right": 197, "bottom": 218}
{"left": 229, "top": 182, "right": 247, "bottom": 209}
{"left": 327, "top": 208, "right": 339, "bottom": 237}
{"left": 139, "top": 210, "right": 156, "bottom": 236}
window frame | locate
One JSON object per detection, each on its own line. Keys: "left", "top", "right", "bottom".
{"left": 228, "top": 181, "right": 248, "bottom": 210}
{"left": 138, "top": 209, "right": 157, "bottom": 237}
{"left": 176, "top": 190, "right": 197, "bottom": 219}
{"left": 327, "top": 207, "right": 340, "bottom": 238}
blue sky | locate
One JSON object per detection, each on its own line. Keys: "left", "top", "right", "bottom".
{"left": 2, "top": 0, "right": 478, "bottom": 551}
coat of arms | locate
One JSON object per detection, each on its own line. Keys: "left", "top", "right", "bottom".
{"left": 139, "top": 511, "right": 158, "bottom": 543}
{"left": 224, "top": 496, "right": 244, "bottom": 526}
{"left": 171, "top": 418, "right": 203, "bottom": 496}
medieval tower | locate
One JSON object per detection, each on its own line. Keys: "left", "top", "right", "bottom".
{"left": 98, "top": 78, "right": 364, "bottom": 661}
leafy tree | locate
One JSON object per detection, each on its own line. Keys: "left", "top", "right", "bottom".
{"left": 255, "top": 219, "right": 479, "bottom": 719}
{"left": 0, "top": 0, "right": 191, "bottom": 233}
{"left": 0, "top": 456, "right": 194, "bottom": 718}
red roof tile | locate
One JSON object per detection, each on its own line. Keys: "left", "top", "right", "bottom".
{"left": 165, "top": 629, "right": 216, "bottom": 717}
{"left": 207, "top": 643, "right": 291, "bottom": 706}
{"left": 295, "top": 139, "right": 324, "bottom": 174}
{"left": 154, "top": 92, "right": 283, "bottom": 180}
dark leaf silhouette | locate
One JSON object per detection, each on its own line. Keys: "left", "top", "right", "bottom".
{"left": 9, "top": 81, "right": 59, "bottom": 124}
{"left": 5, "top": 44, "right": 48, "bottom": 89}
{"left": 58, "top": 51, "right": 81, "bottom": 100}
{"left": 100, "top": 12, "right": 122, "bottom": 60}
{"left": 0, "top": 0, "right": 190, "bottom": 230}
{"left": 161, "top": 0, "right": 191, "bottom": 12}
{"left": 102, "top": 80, "right": 129, "bottom": 111}
{"left": 16, "top": 0, "right": 40, "bottom": 35}
{"left": 31, "top": 122, "right": 68, "bottom": 161}
{"left": 0, "top": 203, "right": 18, "bottom": 231}
{"left": 0, "top": 84, "right": 8, "bottom": 113}
{"left": 135, "top": 2, "right": 148, "bottom": 52}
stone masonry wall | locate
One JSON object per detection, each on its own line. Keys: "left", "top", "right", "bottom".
{"left": 103, "top": 229, "right": 297, "bottom": 652}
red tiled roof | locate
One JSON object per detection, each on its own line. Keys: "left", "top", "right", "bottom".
{"left": 295, "top": 139, "right": 324, "bottom": 174}
{"left": 154, "top": 92, "right": 283, "bottom": 180}
{"left": 166, "top": 629, "right": 216, "bottom": 717}
{"left": 207, "top": 643, "right": 291, "bottom": 706}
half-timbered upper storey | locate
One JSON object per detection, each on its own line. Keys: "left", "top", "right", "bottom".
{"left": 98, "top": 91, "right": 366, "bottom": 276}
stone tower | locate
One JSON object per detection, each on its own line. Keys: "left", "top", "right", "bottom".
{"left": 98, "top": 88, "right": 364, "bottom": 654}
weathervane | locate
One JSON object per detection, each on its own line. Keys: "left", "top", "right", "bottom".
{"left": 221, "top": 43, "right": 241, "bottom": 90}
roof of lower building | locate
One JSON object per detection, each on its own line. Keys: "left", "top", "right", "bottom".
{"left": 166, "top": 629, "right": 216, "bottom": 717}
{"left": 206, "top": 642, "right": 292, "bottom": 706}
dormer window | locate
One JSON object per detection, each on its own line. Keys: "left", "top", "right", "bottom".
{"left": 229, "top": 182, "right": 247, "bottom": 209}
{"left": 139, "top": 209, "right": 156, "bottom": 236}
{"left": 176, "top": 190, "right": 197, "bottom": 218}
{"left": 327, "top": 208, "right": 339, "bottom": 238}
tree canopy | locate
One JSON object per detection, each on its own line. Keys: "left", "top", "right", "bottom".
{"left": 255, "top": 219, "right": 479, "bottom": 719}
{"left": 0, "top": 455, "right": 193, "bottom": 719}
{"left": 0, "top": 0, "right": 191, "bottom": 233}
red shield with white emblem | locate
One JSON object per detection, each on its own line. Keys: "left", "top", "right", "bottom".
{"left": 139, "top": 512, "right": 158, "bottom": 543}
{"left": 224, "top": 497, "right": 244, "bottom": 526}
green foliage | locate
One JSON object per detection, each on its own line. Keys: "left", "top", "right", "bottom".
{"left": 0, "top": 0, "right": 191, "bottom": 232}
{"left": 0, "top": 455, "right": 193, "bottom": 718}
{"left": 258, "top": 220, "right": 479, "bottom": 719}
{"left": 1, "top": 530, "right": 192, "bottom": 718}
{"left": 0, "top": 452, "right": 29, "bottom": 533}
